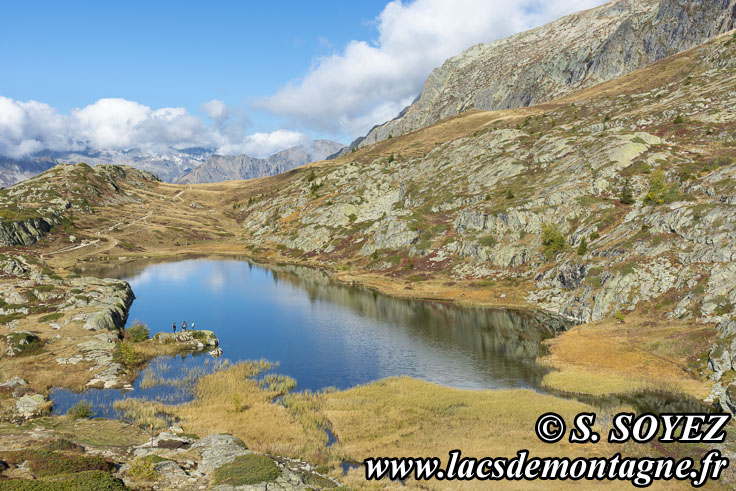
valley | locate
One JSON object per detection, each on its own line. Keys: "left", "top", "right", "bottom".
{"left": 2, "top": 28, "right": 736, "bottom": 488}
{"left": 1, "top": 1, "right": 736, "bottom": 488}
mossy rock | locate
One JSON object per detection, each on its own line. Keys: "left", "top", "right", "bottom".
{"left": 5, "top": 331, "right": 43, "bottom": 357}
{"left": 213, "top": 454, "right": 281, "bottom": 486}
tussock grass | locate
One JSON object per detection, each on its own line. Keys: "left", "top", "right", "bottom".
{"left": 115, "top": 360, "right": 324, "bottom": 459}
{"left": 66, "top": 400, "right": 94, "bottom": 419}
{"left": 540, "top": 317, "right": 712, "bottom": 398}
{"left": 113, "top": 398, "right": 173, "bottom": 430}
{"left": 322, "top": 377, "right": 638, "bottom": 489}
{"left": 282, "top": 390, "right": 335, "bottom": 446}
{"left": 173, "top": 360, "right": 322, "bottom": 459}
{"left": 139, "top": 357, "right": 230, "bottom": 391}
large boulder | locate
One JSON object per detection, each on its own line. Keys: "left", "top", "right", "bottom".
{"left": 191, "top": 434, "right": 251, "bottom": 474}
{"left": 15, "top": 393, "right": 51, "bottom": 418}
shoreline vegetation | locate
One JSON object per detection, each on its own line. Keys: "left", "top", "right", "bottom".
{"left": 0, "top": 186, "right": 724, "bottom": 486}
{"left": 28, "top": 252, "right": 731, "bottom": 487}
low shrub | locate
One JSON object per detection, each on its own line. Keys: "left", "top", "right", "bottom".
{"left": 0, "top": 471, "right": 126, "bottom": 490}
{"left": 577, "top": 237, "right": 588, "bottom": 256}
{"left": 6, "top": 331, "right": 43, "bottom": 356}
{"left": 478, "top": 235, "right": 497, "bottom": 248}
{"left": 67, "top": 401, "right": 94, "bottom": 420}
{"left": 619, "top": 179, "right": 635, "bottom": 204}
{"left": 541, "top": 224, "right": 566, "bottom": 259}
{"left": 45, "top": 439, "right": 84, "bottom": 453}
{"left": 112, "top": 341, "right": 139, "bottom": 367}
{"left": 1, "top": 449, "right": 114, "bottom": 477}
{"left": 128, "top": 457, "right": 158, "bottom": 481}
{"left": 39, "top": 312, "right": 64, "bottom": 323}
{"left": 125, "top": 321, "right": 150, "bottom": 343}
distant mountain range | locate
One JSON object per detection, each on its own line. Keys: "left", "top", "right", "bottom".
{"left": 0, "top": 140, "right": 344, "bottom": 188}
{"left": 175, "top": 140, "right": 345, "bottom": 184}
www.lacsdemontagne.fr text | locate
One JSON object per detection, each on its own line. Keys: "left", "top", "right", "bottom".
{"left": 364, "top": 412, "right": 731, "bottom": 487}
{"left": 364, "top": 449, "right": 728, "bottom": 487}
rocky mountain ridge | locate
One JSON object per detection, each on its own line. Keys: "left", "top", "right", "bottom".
{"left": 341, "top": 0, "right": 736, "bottom": 153}
{"left": 0, "top": 140, "right": 344, "bottom": 188}
{"left": 232, "top": 31, "right": 736, "bottom": 409}
{"left": 175, "top": 140, "right": 344, "bottom": 184}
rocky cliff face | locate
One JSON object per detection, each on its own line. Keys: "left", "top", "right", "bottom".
{"left": 175, "top": 140, "right": 345, "bottom": 184}
{"left": 0, "top": 217, "right": 55, "bottom": 247}
{"left": 347, "top": 0, "right": 736, "bottom": 151}
{"left": 236, "top": 33, "right": 736, "bottom": 408}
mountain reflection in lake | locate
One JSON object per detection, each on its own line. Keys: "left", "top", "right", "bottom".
{"left": 53, "top": 259, "right": 572, "bottom": 416}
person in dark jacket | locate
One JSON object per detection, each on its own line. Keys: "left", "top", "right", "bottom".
{"left": 182, "top": 320, "right": 188, "bottom": 331}
{"left": 172, "top": 322, "right": 177, "bottom": 333}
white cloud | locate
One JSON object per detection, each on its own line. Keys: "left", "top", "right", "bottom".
{"left": 217, "top": 129, "right": 309, "bottom": 157}
{"left": 200, "top": 99, "right": 228, "bottom": 124}
{"left": 0, "top": 97, "right": 75, "bottom": 157}
{"left": 260, "top": 0, "right": 606, "bottom": 136}
{"left": 0, "top": 95, "right": 308, "bottom": 158}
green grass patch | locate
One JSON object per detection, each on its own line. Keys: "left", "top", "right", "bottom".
{"left": 39, "top": 312, "right": 63, "bottom": 323}
{"left": 213, "top": 454, "right": 281, "bottom": 486}
{"left": 1, "top": 449, "right": 114, "bottom": 477}
{"left": 0, "top": 471, "right": 126, "bottom": 490}
{"left": 478, "top": 235, "right": 497, "bottom": 248}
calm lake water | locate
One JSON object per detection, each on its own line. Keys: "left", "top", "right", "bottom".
{"left": 51, "top": 259, "right": 572, "bottom": 416}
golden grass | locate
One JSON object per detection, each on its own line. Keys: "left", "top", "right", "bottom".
{"left": 32, "top": 417, "right": 148, "bottom": 447}
{"left": 175, "top": 361, "right": 322, "bottom": 459}
{"left": 112, "top": 361, "right": 325, "bottom": 460}
{"left": 323, "top": 377, "right": 697, "bottom": 490}
{"left": 540, "top": 317, "right": 713, "bottom": 399}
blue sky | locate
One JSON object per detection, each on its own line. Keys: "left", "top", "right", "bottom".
{"left": 0, "top": 0, "right": 605, "bottom": 158}
{"left": 0, "top": 1, "right": 384, "bottom": 119}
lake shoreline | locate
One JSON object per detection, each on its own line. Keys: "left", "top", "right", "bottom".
{"left": 66, "top": 248, "right": 713, "bottom": 402}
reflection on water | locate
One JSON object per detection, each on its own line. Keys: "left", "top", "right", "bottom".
{"left": 55, "top": 259, "right": 573, "bottom": 415}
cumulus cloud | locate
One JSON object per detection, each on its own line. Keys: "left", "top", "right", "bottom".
{"left": 200, "top": 99, "right": 229, "bottom": 125}
{"left": 0, "top": 97, "right": 73, "bottom": 157}
{"left": 0, "top": 95, "right": 307, "bottom": 158}
{"left": 217, "top": 129, "right": 309, "bottom": 157}
{"left": 260, "top": 0, "right": 607, "bottom": 136}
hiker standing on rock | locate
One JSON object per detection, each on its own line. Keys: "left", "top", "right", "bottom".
{"left": 172, "top": 322, "right": 177, "bottom": 333}
{"left": 182, "top": 320, "right": 187, "bottom": 332}
{"left": 191, "top": 321, "right": 195, "bottom": 330}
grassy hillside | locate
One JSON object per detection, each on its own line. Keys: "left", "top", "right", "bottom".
{"left": 1, "top": 30, "right": 736, "bottom": 490}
